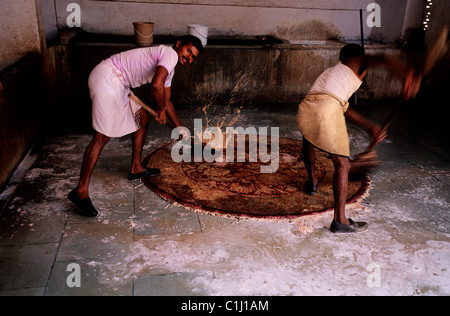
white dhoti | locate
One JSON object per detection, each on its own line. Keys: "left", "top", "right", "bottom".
{"left": 88, "top": 59, "right": 142, "bottom": 138}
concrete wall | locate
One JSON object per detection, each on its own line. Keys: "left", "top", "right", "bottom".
{"left": 0, "top": 0, "right": 57, "bottom": 192}
{"left": 0, "top": 0, "right": 42, "bottom": 71}
{"left": 0, "top": 55, "right": 45, "bottom": 191}
{"left": 51, "top": 0, "right": 408, "bottom": 43}
{"left": 171, "top": 44, "right": 405, "bottom": 104}
{"left": 0, "top": 0, "right": 42, "bottom": 190}
{"left": 41, "top": 0, "right": 59, "bottom": 41}
{"left": 56, "top": 39, "right": 405, "bottom": 134}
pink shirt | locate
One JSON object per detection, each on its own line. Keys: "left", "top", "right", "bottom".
{"left": 110, "top": 45, "right": 178, "bottom": 88}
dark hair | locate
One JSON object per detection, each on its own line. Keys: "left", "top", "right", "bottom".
{"left": 178, "top": 35, "right": 204, "bottom": 54}
{"left": 339, "top": 44, "right": 364, "bottom": 61}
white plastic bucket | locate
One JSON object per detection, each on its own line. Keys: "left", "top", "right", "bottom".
{"left": 188, "top": 24, "right": 208, "bottom": 47}
{"left": 133, "top": 22, "right": 154, "bottom": 46}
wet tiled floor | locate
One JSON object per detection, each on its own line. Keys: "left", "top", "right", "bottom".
{"left": 0, "top": 102, "right": 449, "bottom": 296}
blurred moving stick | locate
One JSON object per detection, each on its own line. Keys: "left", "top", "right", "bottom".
{"left": 423, "top": 26, "right": 449, "bottom": 79}
{"left": 349, "top": 27, "right": 449, "bottom": 180}
{"left": 349, "top": 105, "right": 401, "bottom": 180}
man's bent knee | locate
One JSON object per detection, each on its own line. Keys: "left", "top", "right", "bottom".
{"left": 331, "top": 155, "right": 351, "bottom": 171}
{"left": 93, "top": 132, "right": 111, "bottom": 144}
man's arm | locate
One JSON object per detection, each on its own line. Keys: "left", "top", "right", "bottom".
{"left": 344, "top": 55, "right": 410, "bottom": 80}
{"left": 345, "top": 108, "right": 387, "bottom": 147}
{"left": 164, "top": 86, "right": 183, "bottom": 127}
{"left": 151, "top": 66, "right": 169, "bottom": 125}
{"left": 344, "top": 55, "right": 421, "bottom": 100}
{"left": 164, "top": 86, "right": 191, "bottom": 140}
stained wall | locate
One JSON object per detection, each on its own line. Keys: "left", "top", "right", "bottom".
{"left": 51, "top": 0, "right": 407, "bottom": 43}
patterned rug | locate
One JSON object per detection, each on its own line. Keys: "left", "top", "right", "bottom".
{"left": 143, "top": 136, "right": 370, "bottom": 220}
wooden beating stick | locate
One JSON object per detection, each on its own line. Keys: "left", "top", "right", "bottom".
{"left": 129, "top": 93, "right": 177, "bottom": 130}
{"left": 350, "top": 28, "right": 448, "bottom": 179}
{"left": 423, "top": 26, "right": 449, "bottom": 77}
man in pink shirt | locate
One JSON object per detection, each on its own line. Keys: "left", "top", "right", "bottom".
{"left": 69, "top": 35, "right": 203, "bottom": 217}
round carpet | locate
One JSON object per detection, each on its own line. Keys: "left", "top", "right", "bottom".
{"left": 143, "top": 136, "right": 370, "bottom": 220}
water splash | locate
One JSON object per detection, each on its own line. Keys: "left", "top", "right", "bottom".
{"left": 189, "top": 68, "right": 259, "bottom": 131}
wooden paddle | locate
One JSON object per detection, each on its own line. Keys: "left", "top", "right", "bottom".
{"left": 129, "top": 92, "right": 177, "bottom": 129}
{"left": 130, "top": 93, "right": 216, "bottom": 156}
{"left": 423, "top": 26, "right": 449, "bottom": 79}
{"left": 350, "top": 27, "right": 449, "bottom": 180}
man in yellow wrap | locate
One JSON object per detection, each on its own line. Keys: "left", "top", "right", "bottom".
{"left": 297, "top": 44, "right": 421, "bottom": 233}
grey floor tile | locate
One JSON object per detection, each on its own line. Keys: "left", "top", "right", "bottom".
{"left": 0, "top": 243, "right": 58, "bottom": 292}
{"left": 0, "top": 287, "right": 46, "bottom": 296}
{"left": 133, "top": 272, "right": 212, "bottom": 296}
{"left": 134, "top": 188, "right": 202, "bottom": 235}
{"left": 56, "top": 222, "right": 133, "bottom": 262}
{"left": 45, "top": 260, "right": 133, "bottom": 296}
{"left": 0, "top": 208, "right": 66, "bottom": 246}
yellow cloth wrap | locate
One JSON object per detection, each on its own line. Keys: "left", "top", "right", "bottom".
{"left": 296, "top": 93, "right": 350, "bottom": 157}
